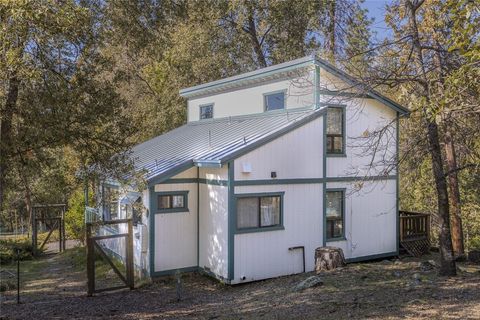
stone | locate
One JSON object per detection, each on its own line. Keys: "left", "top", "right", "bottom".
{"left": 419, "top": 261, "right": 436, "bottom": 271}
{"left": 412, "top": 273, "right": 421, "bottom": 280}
{"left": 293, "top": 276, "right": 324, "bottom": 292}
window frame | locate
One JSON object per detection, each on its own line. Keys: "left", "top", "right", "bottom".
{"left": 199, "top": 103, "right": 214, "bottom": 120}
{"left": 154, "top": 191, "right": 189, "bottom": 214}
{"left": 263, "top": 90, "right": 287, "bottom": 112}
{"left": 325, "top": 188, "right": 346, "bottom": 241}
{"left": 234, "top": 192, "right": 285, "bottom": 234}
{"left": 102, "top": 183, "right": 119, "bottom": 221}
{"left": 326, "top": 106, "right": 346, "bottom": 157}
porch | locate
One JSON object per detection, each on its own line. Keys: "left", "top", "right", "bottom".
{"left": 399, "top": 211, "right": 431, "bottom": 257}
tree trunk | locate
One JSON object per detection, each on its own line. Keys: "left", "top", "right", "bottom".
{"left": 444, "top": 129, "right": 465, "bottom": 258}
{"left": 0, "top": 76, "right": 19, "bottom": 212}
{"left": 315, "top": 246, "right": 346, "bottom": 272}
{"left": 246, "top": 8, "right": 267, "bottom": 68}
{"left": 327, "top": 0, "right": 336, "bottom": 63}
{"left": 427, "top": 120, "right": 456, "bottom": 276}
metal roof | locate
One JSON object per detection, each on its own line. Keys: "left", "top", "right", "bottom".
{"left": 130, "top": 107, "right": 326, "bottom": 182}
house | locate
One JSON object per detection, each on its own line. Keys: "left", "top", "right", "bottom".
{"left": 92, "top": 55, "right": 409, "bottom": 284}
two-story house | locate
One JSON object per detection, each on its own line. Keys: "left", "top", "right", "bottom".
{"left": 97, "top": 55, "right": 409, "bottom": 284}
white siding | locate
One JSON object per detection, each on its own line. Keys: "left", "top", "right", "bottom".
{"left": 198, "top": 167, "right": 229, "bottom": 279}
{"left": 235, "top": 115, "right": 324, "bottom": 181}
{"left": 326, "top": 180, "right": 397, "bottom": 259}
{"left": 153, "top": 182, "right": 198, "bottom": 272}
{"left": 325, "top": 98, "right": 397, "bottom": 178}
{"left": 233, "top": 184, "right": 323, "bottom": 283}
{"left": 188, "top": 70, "right": 315, "bottom": 122}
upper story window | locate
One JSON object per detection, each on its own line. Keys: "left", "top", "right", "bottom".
{"left": 264, "top": 91, "right": 285, "bottom": 111}
{"left": 103, "top": 185, "right": 119, "bottom": 220}
{"left": 200, "top": 104, "right": 213, "bottom": 119}
{"left": 156, "top": 191, "right": 189, "bottom": 213}
{"left": 326, "top": 107, "right": 344, "bottom": 154}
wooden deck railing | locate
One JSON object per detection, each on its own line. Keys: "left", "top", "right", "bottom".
{"left": 399, "top": 210, "right": 430, "bottom": 242}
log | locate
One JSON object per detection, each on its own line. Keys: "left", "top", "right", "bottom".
{"left": 315, "top": 246, "right": 346, "bottom": 273}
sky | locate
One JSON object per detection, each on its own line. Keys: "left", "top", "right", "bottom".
{"left": 361, "top": 0, "right": 393, "bottom": 40}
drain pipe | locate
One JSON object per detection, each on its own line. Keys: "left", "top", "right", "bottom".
{"left": 288, "top": 246, "right": 305, "bottom": 273}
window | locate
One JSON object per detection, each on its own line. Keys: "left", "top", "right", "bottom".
{"left": 103, "top": 185, "right": 119, "bottom": 220}
{"left": 326, "top": 190, "right": 344, "bottom": 240}
{"left": 200, "top": 104, "right": 213, "bottom": 119}
{"left": 236, "top": 194, "right": 283, "bottom": 232}
{"left": 156, "top": 192, "right": 188, "bottom": 213}
{"left": 326, "top": 107, "right": 344, "bottom": 154}
{"left": 264, "top": 91, "right": 285, "bottom": 111}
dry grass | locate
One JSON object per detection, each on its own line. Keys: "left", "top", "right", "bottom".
{"left": 1, "top": 249, "right": 479, "bottom": 320}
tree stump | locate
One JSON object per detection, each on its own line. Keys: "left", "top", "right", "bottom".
{"left": 315, "top": 246, "right": 346, "bottom": 273}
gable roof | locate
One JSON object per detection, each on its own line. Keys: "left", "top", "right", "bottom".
{"left": 179, "top": 55, "right": 409, "bottom": 115}
{"left": 131, "top": 107, "right": 325, "bottom": 184}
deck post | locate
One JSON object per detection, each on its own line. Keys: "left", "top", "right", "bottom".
{"left": 126, "top": 219, "right": 134, "bottom": 290}
{"left": 86, "top": 223, "right": 95, "bottom": 296}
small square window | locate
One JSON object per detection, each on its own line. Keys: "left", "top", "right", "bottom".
{"left": 264, "top": 91, "right": 285, "bottom": 111}
{"left": 200, "top": 104, "right": 213, "bottom": 119}
{"left": 157, "top": 192, "right": 188, "bottom": 213}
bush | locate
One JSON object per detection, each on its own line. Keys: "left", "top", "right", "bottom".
{"left": 469, "top": 235, "right": 480, "bottom": 251}
{"left": 0, "top": 239, "right": 38, "bottom": 265}
{"left": 65, "top": 188, "right": 87, "bottom": 245}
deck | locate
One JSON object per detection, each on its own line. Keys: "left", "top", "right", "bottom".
{"left": 399, "top": 211, "right": 431, "bottom": 257}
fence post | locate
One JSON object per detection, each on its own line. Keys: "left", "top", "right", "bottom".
{"left": 126, "top": 219, "right": 134, "bottom": 290}
{"left": 86, "top": 223, "right": 94, "bottom": 296}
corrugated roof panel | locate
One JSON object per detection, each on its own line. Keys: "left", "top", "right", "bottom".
{"left": 130, "top": 107, "right": 325, "bottom": 181}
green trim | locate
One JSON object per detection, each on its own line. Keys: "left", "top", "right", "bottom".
{"left": 234, "top": 192, "right": 285, "bottom": 235}
{"left": 234, "top": 178, "right": 324, "bottom": 186}
{"left": 396, "top": 113, "right": 400, "bottom": 255}
{"left": 227, "top": 161, "right": 235, "bottom": 281}
{"left": 199, "top": 103, "right": 214, "bottom": 120}
{"left": 325, "top": 188, "right": 346, "bottom": 241}
{"left": 318, "top": 89, "right": 371, "bottom": 99}
{"left": 326, "top": 105, "right": 346, "bottom": 157}
{"left": 263, "top": 89, "right": 287, "bottom": 112}
{"left": 197, "top": 168, "right": 200, "bottom": 268}
{"left": 158, "top": 178, "right": 228, "bottom": 186}
{"left": 147, "top": 161, "right": 194, "bottom": 186}
{"left": 154, "top": 191, "right": 189, "bottom": 214}
{"left": 322, "top": 112, "right": 327, "bottom": 246}
{"left": 148, "top": 186, "right": 155, "bottom": 276}
{"left": 233, "top": 175, "right": 396, "bottom": 186}
{"left": 346, "top": 251, "right": 397, "bottom": 263}
{"left": 150, "top": 266, "right": 198, "bottom": 277}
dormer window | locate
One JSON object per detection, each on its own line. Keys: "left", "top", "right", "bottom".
{"left": 200, "top": 104, "right": 214, "bottom": 119}
{"left": 264, "top": 91, "right": 285, "bottom": 111}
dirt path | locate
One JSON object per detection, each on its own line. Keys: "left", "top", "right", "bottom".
{"left": 1, "top": 250, "right": 479, "bottom": 320}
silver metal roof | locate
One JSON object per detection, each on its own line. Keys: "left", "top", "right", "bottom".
{"left": 130, "top": 107, "right": 325, "bottom": 182}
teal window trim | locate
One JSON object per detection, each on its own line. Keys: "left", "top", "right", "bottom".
{"left": 326, "top": 105, "right": 346, "bottom": 157}
{"left": 263, "top": 89, "right": 287, "bottom": 112}
{"left": 199, "top": 103, "right": 214, "bottom": 120}
{"left": 154, "top": 190, "right": 189, "bottom": 214}
{"left": 325, "top": 188, "right": 346, "bottom": 241}
{"left": 234, "top": 192, "right": 285, "bottom": 234}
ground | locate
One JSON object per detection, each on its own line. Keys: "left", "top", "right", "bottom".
{"left": 1, "top": 247, "right": 479, "bottom": 320}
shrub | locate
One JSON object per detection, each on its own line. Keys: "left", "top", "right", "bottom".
{"left": 65, "top": 189, "right": 87, "bottom": 245}
{"left": 0, "top": 239, "right": 39, "bottom": 265}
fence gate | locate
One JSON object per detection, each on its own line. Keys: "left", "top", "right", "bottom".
{"left": 32, "top": 204, "right": 66, "bottom": 254}
{"left": 86, "top": 218, "right": 134, "bottom": 296}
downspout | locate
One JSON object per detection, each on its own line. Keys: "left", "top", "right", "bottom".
{"left": 197, "top": 167, "right": 200, "bottom": 268}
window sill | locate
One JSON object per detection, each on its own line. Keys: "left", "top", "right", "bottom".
{"left": 156, "top": 209, "right": 189, "bottom": 214}
{"left": 326, "top": 153, "right": 347, "bottom": 158}
{"left": 326, "top": 236, "right": 346, "bottom": 242}
{"left": 235, "top": 225, "right": 285, "bottom": 234}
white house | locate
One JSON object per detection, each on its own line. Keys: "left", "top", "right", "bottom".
{"left": 95, "top": 55, "right": 409, "bottom": 284}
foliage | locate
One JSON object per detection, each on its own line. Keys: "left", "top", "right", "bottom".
{"left": 65, "top": 188, "right": 87, "bottom": 245}
{"left": 0, "top": 238, "right": 39, "bottom": 264}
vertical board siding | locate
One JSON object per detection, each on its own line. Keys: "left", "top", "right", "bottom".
{"left": 198, "top": 167, "right": 229, "bottom": 279}
{"left": 187, "top": 71, "right": 315, "bottom": 121}
{"left": 326, "top": 180, "right": 397, "bottom": 259}
{"left": 234, "top": 115, "right": 324, "bottom": 181}
{"left": 326, "top": 98, "right": 397, "bottom": 178}
{"left": 233, "top": 184, "right": 323, "bottom": 283}
{"left": 153, "top": 183, "right": 198, "bottom": 272}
